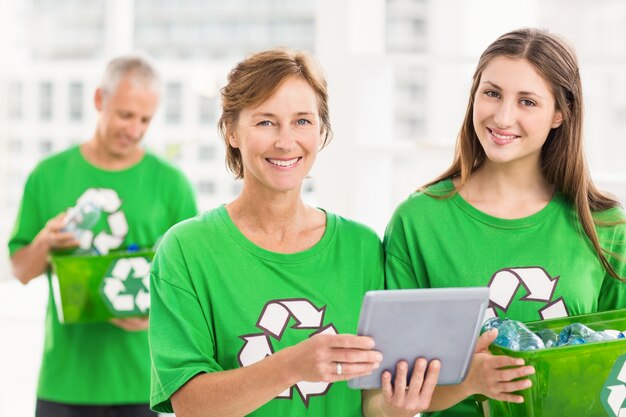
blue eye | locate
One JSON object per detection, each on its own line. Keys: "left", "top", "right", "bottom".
{"left": 257, "top": 120, "right": 272, "bottom": 126}
{"left": 296, "top": 119, "right": 311, "bottom": 125}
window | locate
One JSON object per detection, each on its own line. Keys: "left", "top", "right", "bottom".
{"left": 39, "top": 82, "right": 53, "bottom": 120}
{"left": 8, "top": 138, "right": 22, "bottom": 153}
{"left": 197, "top": 180, "right": 216, "bottom": 194}
{"left": 8, "top": 81, "right": 23, "bottom": 120}
{"left": 39, "top": 139, "right": 53, "bottom": 154}
{"left": 198, "top": 144, "right": 216, "bottom": 160}
{"left": 68, "top": 82, "right": 83, "bottom": 121}
{"left": 165, "top": 82, "right": 182, "bottom": 124}
{"left": 394, "top": 66, "right": 428, "bottom": 140}
{"left": 198, "top": 95, "right": 216, "bottom": 124}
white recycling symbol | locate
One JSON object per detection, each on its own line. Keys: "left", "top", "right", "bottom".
{"left": 485, "top": 266, "right": 569, "bottom": 321}
{"left": 237, "top": 298, "right": 338, "bottom": 407}
{"left": 607, "top": 360, "right": 626, "bottom": 417}
{"left": 75, "top": 188, "right": 128, "bottom": 255}
{"left": 101, "top": 257, "right": 151, "bottom": 313}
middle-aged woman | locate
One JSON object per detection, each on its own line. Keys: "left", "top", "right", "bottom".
{"left": 148, "top": 48, "right": 450, "bottom": 417}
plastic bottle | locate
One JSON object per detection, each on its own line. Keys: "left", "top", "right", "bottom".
{"left": 481, "top": 317, "right": 503, "bottom": 333}
{"left": 593, "top": 330, "right": 621, "bottom": 342}
{"left": 493, "top": 319, "right": 545, "bottom": 351}
{"left": 557, "top": 323, "right": 596, "bottom": 346}
{"left": 62, "top": 201, "right": 102, "bottom": 238}
{"left": 535, "top": 328, "right": 558, "bottom": 348}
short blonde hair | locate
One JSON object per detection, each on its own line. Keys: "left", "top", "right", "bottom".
{"left": 218, "top": 48, "right": 332, "bottom": 179}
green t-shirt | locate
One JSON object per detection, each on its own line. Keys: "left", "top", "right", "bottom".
{"left": 150, "top": 206, "right": 384, "bottom": 415}
{"left": 8, "top": 146, "right": 198, "bottom": 405}
{"left": 384, "top": 178, "right": 626, "bottom": 417}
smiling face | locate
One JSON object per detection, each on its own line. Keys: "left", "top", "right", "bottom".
{"left": 94, "top": 76, "right": 159, "bottom": 162}
{"left": 472, "top": 56, "right": 563, "bottom": 170}
{"left": 228, "top": 76, "right": 322, "bottom": 195}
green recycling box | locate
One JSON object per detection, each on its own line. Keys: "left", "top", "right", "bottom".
{"left": 50, "top": 250, "right": 155, "bottom": 324}
{"left": 482, "top": 309, "right": 626, "bottom": 417}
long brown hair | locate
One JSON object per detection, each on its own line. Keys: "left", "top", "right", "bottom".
{"left": 425, "top": 28, "right": 624, "bottom": 280}
{"left": 218, "top": 48, "right": 332, "bottom": 179}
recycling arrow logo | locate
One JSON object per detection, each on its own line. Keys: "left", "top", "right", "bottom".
{"left": 99, "top": 256, "right": 151, "bottom": 315}
{"left": 485, "top": 266, "right": 569, "bottom": 321}
{"left": 237, "top": 298, "right": 338, "bottom": 407}
{"left": 74, "top": 188, "right": 128, "bottom": 255}
{"left": 602, "top": 354, "right": 626, "bottom": 417}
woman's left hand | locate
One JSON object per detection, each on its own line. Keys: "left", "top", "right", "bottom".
{"left": 378, "top": 358, "right": 441, "bottom": 417}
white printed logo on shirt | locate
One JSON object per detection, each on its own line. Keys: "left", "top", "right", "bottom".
{"left": 72, "top": 188, "right": 128, "bottom": 254}
{"left": 485, "top": 266, "right": 569, "bottom": 321}
{"left": 237, "top": 298, "right": 338, "bottom": 407}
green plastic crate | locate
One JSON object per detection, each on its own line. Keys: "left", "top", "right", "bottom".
{"left": 50, "top": 250, "right": 154, "bottom": 324}
{"left": 481, "top": 309, "right": 626, "bottom": 417}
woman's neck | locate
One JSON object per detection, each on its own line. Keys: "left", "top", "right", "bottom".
{"left": 458, "top": 162, "right": 554, "bottom": 219}
{"left": 225, "top": 187, "right": 326, "bottom": 253}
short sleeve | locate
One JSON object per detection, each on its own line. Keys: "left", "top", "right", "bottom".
{"left": 8, "top": 169, "right": 45, "bottom": 255}
{"left": 149, "top": 228, "right": 222, "bottom": 413}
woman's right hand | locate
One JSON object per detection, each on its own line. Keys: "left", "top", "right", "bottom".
{"left": 462, "top": 329, "right": 535, "bottom": 403}
{"left": 281, "top": 333, "right": 383, "bottom": 384}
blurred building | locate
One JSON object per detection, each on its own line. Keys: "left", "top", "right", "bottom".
{"left": 2, "top": 0, "right": 626, "bottom": 279}
{"left": 0, "top": 0, "right": 317, "bottom": 282}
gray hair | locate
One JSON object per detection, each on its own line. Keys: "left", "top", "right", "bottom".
{"left": 99, "top": 54, "right": 161, "bottom": 97}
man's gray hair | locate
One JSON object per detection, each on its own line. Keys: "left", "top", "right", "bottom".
{"left": 99, "top": 54, "right": 161, "bottom": 96}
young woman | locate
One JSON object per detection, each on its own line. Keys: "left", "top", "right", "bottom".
{"left": 148, "top": 48, "right": 444, "bottom": 417}
{"left": 384, "top": 28, "right": 626, "bottom": 417}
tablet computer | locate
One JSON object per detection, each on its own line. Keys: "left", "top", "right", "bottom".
{"left": 348, "top": 287, "right": 489, "bottom": 390}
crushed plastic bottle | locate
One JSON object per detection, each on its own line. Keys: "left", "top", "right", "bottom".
{"left": 63, "top": 201, "right": 101, "bottom": 234}
{"left": 62, "top": 200, "right": 102, "bottom": 248}
{"left": 535, "top": 328, "right": 558, "bottom": 348}
{"left": 487, "top": 317, "right": 625, "bottom": 351}
{"left": 481, "top": 317, "right": 503, "bottom": 333}
{"left": 595, "top": 330, "right": 622, "bottom": 341}
{"left": 494, "top": 319, "right": 545, "bottom": 351}
{"left": 557, "top": 323, "right": 598, "bottom": 346}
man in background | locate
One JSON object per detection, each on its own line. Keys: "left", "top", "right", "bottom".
{"left": 8, "top": 55, "right": 197, "bottom": 416}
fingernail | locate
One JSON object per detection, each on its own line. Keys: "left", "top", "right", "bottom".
{"left": 516, "top": 359, "right": 525, "bottom": 366}
{"left": 523, "top": 380, "right": 532, "bottom": 388}
{"left": 373, "top": 362, "right": 380, "bottom": 369}
{"left": 375, "top": 353, "right": 383, "bottom": 361}
{"left": 517, "top": 397, "right": 525, "bottom": 403}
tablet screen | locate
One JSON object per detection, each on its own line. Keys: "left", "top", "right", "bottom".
{"left": 348, "top": 287, "right": 489, "bottom": 389}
